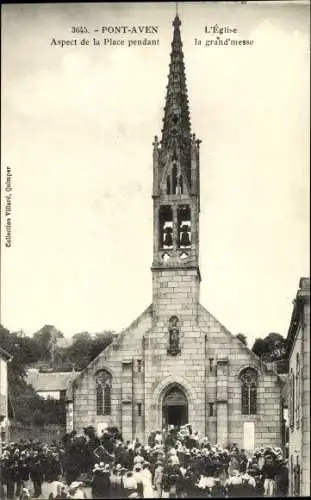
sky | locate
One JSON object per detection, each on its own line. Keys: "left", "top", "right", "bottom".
{"left": 1, "top": 1, "right": 310, "bottom": 349}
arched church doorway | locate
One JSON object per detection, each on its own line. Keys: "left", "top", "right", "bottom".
{"left": 162, "top": 385, "right": 188, "bottom": 428}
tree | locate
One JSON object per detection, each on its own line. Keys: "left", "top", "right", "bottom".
{"left": 236, "top": 333, "right": 248, "bottom": 346}
{"left": 252, "top": 332, "right": 287, "bottom": 362}
{"left": 32, "top": 409, "right": 46, "bottom": 427}
{"left": 1, "top": 324, "right": 115, "bottom": 427}
{"left": 0, "top": 325, "right": 41, "bottom": 386}
{"left": 72, "top": 332, "right": 92, "bottom": 343}
{"left": 89, "top": 331, "right": 115, "bottom": 360}
{"left": 63, "top": 331, "right": 115, "bottom": 370}
{"left": 32, "top": 325, "right": 64, "bottom": 361}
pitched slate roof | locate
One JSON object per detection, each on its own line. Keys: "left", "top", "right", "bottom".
{"left": 26, "top": 370, "right": 75, "bottom": 392}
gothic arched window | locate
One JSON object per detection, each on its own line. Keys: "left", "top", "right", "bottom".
{"left": 177, "top": 205, "right": 191, "bottom": 248}
{"left": 166, "top": 175, "right": 171, "bottom": 195}
{"left": 159, "top": 205, "right": 173, "bottom": 249}
{"left": 179, "top": 175, "right": 183, "bottom": 194}
{"left": 240, "top": 368, "right": 258, "bottom": 415}
{"left": 295, "top": 353, "right": 300, "bottom": 429}
{"left": 96, "top": 370, "right": 112, "bottom": 416}
{"left": 172, "top": 164, "right": 178, "bottom": 194}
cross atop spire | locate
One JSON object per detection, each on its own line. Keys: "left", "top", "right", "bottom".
{"left": 172, "top": 14, "right": 182, "bottom": 45}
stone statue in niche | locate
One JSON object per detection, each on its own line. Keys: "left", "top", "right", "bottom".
{"left": 167, "top": 315, "right": 181, "bottom": 356}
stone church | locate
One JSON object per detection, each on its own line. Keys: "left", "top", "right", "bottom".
{"left": 70, "top": 15, "right": 283, "bottom": 451}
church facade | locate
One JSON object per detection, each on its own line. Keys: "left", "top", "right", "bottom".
{"left": 71, "top": 15, "right": 283, "bottom": 452}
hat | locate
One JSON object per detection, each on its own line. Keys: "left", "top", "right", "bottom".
{"left": 69, "top": 482, "right": 83, "bottom": 490}
{"left": 116, "top": 464, "right": 122, "bottom": 471}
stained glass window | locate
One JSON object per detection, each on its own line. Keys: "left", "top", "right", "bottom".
{"left": 96, "top": 385, "right": 103, "bottom": 415}
{"left": 240, "top": 368, "right": 258, "bottom": 415}
{"left": 96, "top": 370, "right": 112, "bottom": 416}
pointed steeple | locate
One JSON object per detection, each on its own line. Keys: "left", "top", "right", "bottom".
{"left": 152, "top": 13, "right": 201, "bottom": 312}
{"left": 161, "top": 15, "right": 192, "bottom": 184}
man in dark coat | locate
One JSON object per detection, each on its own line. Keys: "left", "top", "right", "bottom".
{"left": 164, "top": 430, "right": 175, "bottom": 452}
{"left": 92, "top": 463, "right": 111, "bottom": 499}
{"left": 211, "top": 477, "right": 227, "bottom": 498}
{"left": 275, "top": 459, "right": 289, "bottom": 497}
{"left": 29, "top": 451, "right": 43, "bottom": 498}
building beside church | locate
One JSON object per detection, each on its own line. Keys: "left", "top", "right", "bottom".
{"left": 26, "top": 369, "right": 75, "bottom": 400}
{"left": 71, "top": 15, "right": 283, "bottom": 451}
{"left": 0, "top": 347, "right": 12, "bottom": 451}
{"left": 286, "top": 277, "right": 310, "bottom": 497}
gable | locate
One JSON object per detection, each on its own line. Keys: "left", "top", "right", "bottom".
{"left": 198, "top": 303, "right": 281, "bottom": 381}
{"left": 73, "top": 304, "right": 153, "bottom": 387}
{"left": 159, "top": 158, "right": 190, "bottom": 196}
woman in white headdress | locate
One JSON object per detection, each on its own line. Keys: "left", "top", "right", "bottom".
{"left": 67, "top": 481, "right": 87, "bottom": 499}
{"left": 141, "top": 463, "right": 154, "bottom": 498}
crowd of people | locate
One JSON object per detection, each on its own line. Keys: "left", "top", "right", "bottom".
{"left": 0, "top": 424, "right": 289, "bottom": 499}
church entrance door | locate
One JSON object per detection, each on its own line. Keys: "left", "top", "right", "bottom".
{"left": 162, "top": 386, "right": 188, "bottom": 428}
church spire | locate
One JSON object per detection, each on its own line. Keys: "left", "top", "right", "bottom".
{"left": 161, "top": 14, "right": 192, "bottom": 168}
{"left": 152, "top": 13, "right": 201, "bottom": 281}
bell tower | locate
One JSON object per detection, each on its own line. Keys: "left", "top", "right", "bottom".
{"left": 152, "top": 15, "right": 201, "bottom": 321}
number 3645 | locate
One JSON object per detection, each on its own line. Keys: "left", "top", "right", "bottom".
{"left": 71, "top": 26, "right": 89, "bottom": 33}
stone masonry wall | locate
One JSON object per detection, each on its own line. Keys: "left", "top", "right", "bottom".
{"left": 145, "top": 268, "right": 205, "bottom": 441}
{"left": 199, "top": 305, "right": 282, "bottom": 450}
{"left": 288, "top": 323, "right": 302, "bottom": 496}
{"left": 302, "top": 302, "right": 310, "bottom": 496}
{"left": 72, "top": 306, "right": 152, "bottom": 442}
{"left": 73, "top": 299, "right": 282, "bottom": 450}
{"left": 288, "top": 301, "right": 310, "bottom": 497}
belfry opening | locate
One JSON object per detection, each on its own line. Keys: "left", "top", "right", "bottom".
{"left": 162, "top": 385, "right": 188, "bottom": 428}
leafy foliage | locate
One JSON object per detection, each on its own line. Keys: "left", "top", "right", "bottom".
{"left": 1, "top": 324, "right": 114, "bottom": 427}
{"left": 32, "top": 325, "right": 64, "bottom": 361}
{"left": 0, "top": 326, "right": 40, "bottom": 387}
{"left": 236, "top": 333, "right": 248, "bottom": 346}
{"left": 252, "top": 332, "right": 287, "bottom": 363}
{"left": 9, "top": 378, "right": 66, "bottom": 426}
{"left": 62, "top": 331, "right": 114, "bottom": 370}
